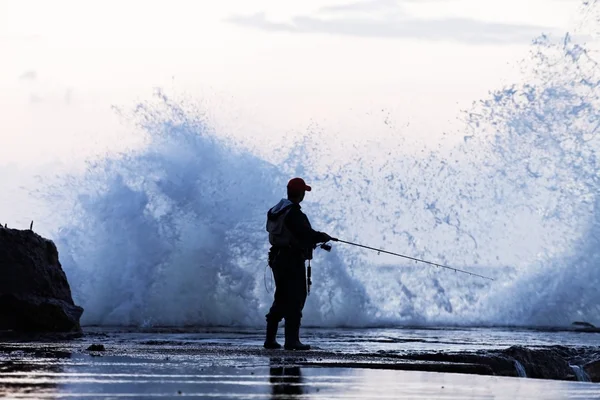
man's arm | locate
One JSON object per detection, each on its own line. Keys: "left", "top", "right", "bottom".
{"left": 285, "top": 208, "right": 331, "bottom": 247}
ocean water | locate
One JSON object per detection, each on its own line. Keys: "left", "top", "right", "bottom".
{"left": 10, "top": 1, "right": 600, "bottom": 329}
{"left": 4, "top": 362, "right": 599, "bottom": 399}
{"left": 2, "top": 327, "right": 600, "bottom": 398}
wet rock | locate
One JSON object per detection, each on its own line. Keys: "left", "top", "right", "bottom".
{"left": 573, "top": 321, "right": 596, "bottom": 329}
{"left": 87, "top": 344, "right": 105, "bottom": 352}
{"left": 399, "top": 345, "right": 583, "bottom": 381}
{"left": 571, "top": 321, "right": 600, "bottom": 333}
{"left": 504, "top": 346, "right": 574, "bottom": 380}
{"left": 0, "top": 228, "right": 83, "bottom": 332}
{"left": 399, "top": 351, "right": 517, "bottom": 376}
{"left": 584, "top": 360, "right": 600, "bottom": 382}
{"left": 0, "top": 330, "right": 83, "bottom": 340}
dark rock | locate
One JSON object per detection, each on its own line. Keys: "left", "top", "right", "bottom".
{"left": 0, "top": 330, "right": 83, "bottom": 341}
{"left": 504, "top": 346, "right": 574, "bottom": 380}
{"left": 573, "top": 321, "right": 596, "bottom": 329}
{"left": 87, "top": 344, "right": 105, "bottom": 351}
{"left": 0, "top": 228, "right": 83, "bottom": 332}
{"left": 399, "top": 345, "right": 585, "bottom": 381}
{"left": 584, "top": 360, "right": 600, "bottom": 382}
{"left": 570, "top": 321, "right": 600, "bottom": 332}
{"left": 399, "top": 351, "right": 517, "bottom": 377}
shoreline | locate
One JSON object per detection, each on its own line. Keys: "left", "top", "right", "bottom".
{"left": 2, "top": 327, "right": 600, "bottom": 398}
{"left": 1, "top": 326, "right": 599, "bottom": 382}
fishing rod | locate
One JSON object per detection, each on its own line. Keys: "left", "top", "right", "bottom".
{"left": 329, "top": 238, "right": 495, "bottom": 281}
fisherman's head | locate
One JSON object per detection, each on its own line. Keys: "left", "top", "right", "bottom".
{"left": 287, "top": 177, "right": 311, "bottom": 204}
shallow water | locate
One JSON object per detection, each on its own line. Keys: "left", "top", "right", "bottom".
{"left": 2, "top": 327, "right": 600, "bottom": 398}
{"left": 2, "top": 357, "right": 599, "bottom": 399}
{"left": 300, "top": 326, "right": 600, "bottom": 354}
{"left": 83, "top": 326, "right": 600, "bottom": 354}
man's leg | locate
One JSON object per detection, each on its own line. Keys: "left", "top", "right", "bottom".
{"left": 284, "top": 261, "right": 310, "bottom": 350}
{"left": 264, "top": 262, "right": 287, "bottom": 349}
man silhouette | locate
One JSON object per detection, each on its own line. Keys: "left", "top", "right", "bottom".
{"left": 264, "top": 178, "right": 334, "bottom": 350}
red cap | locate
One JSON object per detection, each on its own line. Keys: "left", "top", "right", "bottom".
{"left": 287, "top": 177, "right": 312, "bottom": 194}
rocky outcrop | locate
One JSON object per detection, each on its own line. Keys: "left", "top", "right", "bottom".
{"left": 0, "top": 227, "right": 83, "bottom": 332}
{"left": 584, "top": 360, "right": 600, "bottom": 382}
{"left": 397, "top": 345, "right": 599, "bottom": 381}
{"left": 503, "top": 346, "right": 576, "bottom": 380}
{"left": 571, "top": 321, "right": 600, "bottom": 333}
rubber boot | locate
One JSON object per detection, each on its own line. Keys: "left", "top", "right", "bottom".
{"left": 264, "top": 320, "right": 282, "bottom": 349}
{"left": 284, "top": 321, "right": 310, "bottom": 351}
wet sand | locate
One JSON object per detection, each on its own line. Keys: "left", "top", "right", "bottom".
{"left": 3, "top": 364, "right": 600, "bottom": 399}
{"left": 1, "top": 327, "right": 600, "bottom": 399}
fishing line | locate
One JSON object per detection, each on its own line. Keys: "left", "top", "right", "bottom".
{"left": 333, "top": 239, "right": 495, "bottom": 281}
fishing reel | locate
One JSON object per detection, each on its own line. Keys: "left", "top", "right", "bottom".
{"left": 319, "top": 243, "right": 332, "bottom": 252}
{"left": 312, "top": 241, "right": 333, "bottom": 253}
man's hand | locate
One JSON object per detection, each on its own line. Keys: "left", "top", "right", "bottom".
{"left": 322, "top": 233, "right": 338, "bottom": 242}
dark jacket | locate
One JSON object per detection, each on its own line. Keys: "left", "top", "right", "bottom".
{"left": 266, "top": 199, "right": 329, "bottom": 258}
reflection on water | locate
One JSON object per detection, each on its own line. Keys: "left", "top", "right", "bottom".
{"left": 0, "top": 348, "right": 71, "bottom": 398}
{"left": 269, "top": 364, "right": 304, "bottom": 398}
{"left": 1, "top": 339, "right": 599, "bottom": 399}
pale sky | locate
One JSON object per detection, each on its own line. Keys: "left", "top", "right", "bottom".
{"left": 0, "top": 0, "right": 581, "bottom": 166}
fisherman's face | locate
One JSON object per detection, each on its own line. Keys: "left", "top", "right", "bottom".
{"left": 289, "top": 191, "right": 305, "bottom": 204}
